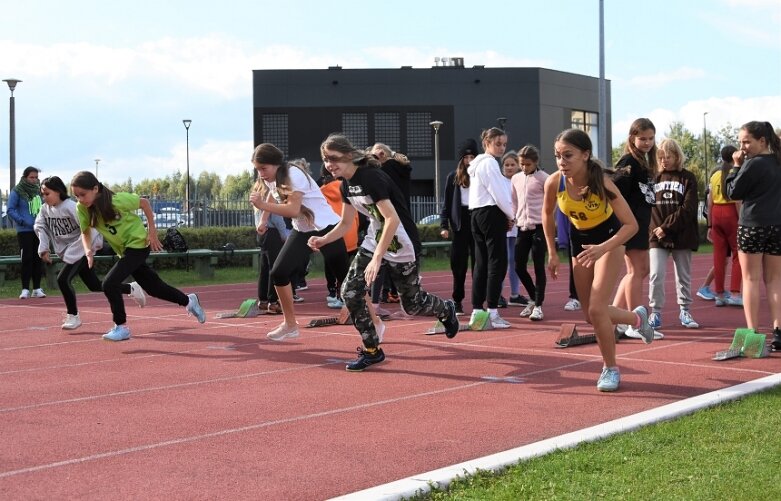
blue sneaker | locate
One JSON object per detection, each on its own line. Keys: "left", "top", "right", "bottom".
{"left": 696, "top": 286, "right": 716, "bottom": 301}
{"left": 715, "top": 293, "right": 729, "bottom": 307}
{"left": 103, "top": 324, "right": 131, "bottom": 342}
{"left": 597, "top": 367, "right": 620, "bottom": 392}
{"left": 186, "top": 293, "right": 206, "bottom": 323}
{"left": 726, "top": 293, "right": 743, "bottom": 307}
{"left": 632, "top": 306, "right": 655, "bottom": 344}
{"left": 648, "top": 312, "right": 662, "bottom": 329}
{"left": 679, "top": 309, "right": 700, "bottom": 329}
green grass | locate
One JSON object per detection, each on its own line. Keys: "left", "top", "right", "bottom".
{"left": 412, "top": 386, "right": 781, "bottom": 500}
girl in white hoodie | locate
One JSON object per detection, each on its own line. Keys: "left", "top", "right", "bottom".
{"left": 468, "top": 127, "right": 516, "bottom": 328}
{"left": 34, "top": 176, "right": 146, "bottom": 330}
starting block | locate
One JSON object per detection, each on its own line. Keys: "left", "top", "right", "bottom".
{"left": 215, "top": 299, "right": 261, "bottom": 319}
{"left": 555, "top": 324, "right": 595, "bottom": 348}
{"left": 306, "top": 307, "right": 352, "bottom": 328}
{"left": 424, "top": 310, "right": 494, "bottom": 334}
{"left": 713, "top": 328, "right": 769, "bottom": 360}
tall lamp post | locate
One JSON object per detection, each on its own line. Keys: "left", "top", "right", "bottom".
{"left": 702, "top": 112, "right": 709, "bottom": 180}
{"left": 430, "top": 120, "right": 444, "bottom": 213}
{"left": 94, "top": 158, "right": 101, "bottom": 178}
{"left": 496, "top": 117, "right": 507, "bottom": 131}
{"left": 3, "top": 78, "right": 21, "bottom": 198}
{"left": 182, "top": 119, "right": 192, "bottom": 225}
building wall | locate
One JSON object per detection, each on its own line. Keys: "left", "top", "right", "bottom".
{"left": 252, "top": 66, "right": 611, "bottom": 196}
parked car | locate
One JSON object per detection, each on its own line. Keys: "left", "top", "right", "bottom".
{"left": 417, "top": 214, "right": 440, "bottom": 225}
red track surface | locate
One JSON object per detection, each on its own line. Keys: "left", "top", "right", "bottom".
{"left": 1, "top": 254, "right": 778, "bottom": 500}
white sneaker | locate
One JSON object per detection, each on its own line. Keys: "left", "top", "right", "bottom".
{"left": 19, "top": 289, "right": 30, "bottom": 299}
{"left": 31, "top": 288, "right": 46, "bottom": 298}
{"left": 129, "top": 282, "right": 147, "bottom": 307}
{"left": 489, "top": 311, "right": 511, "bottom": 329}
{"left": 61, "top": 313, "right": 82, "bottom": 330}
{"left": 375, "top": 320, "right": 385, "bottom": 344}
{"left": 624, "top": 326, "right": 665, "bottom": 340}
{"left": 267, "top": 323, "right": 300, "bottom": 341}
{"left": 564, "top": 298, "right": 581, "bottom": 311}
{"left": 520, "top": 302, "right": 536, "bottom": 318}
{"left": 529, "top": 305, "right": 544, "bottom": 321}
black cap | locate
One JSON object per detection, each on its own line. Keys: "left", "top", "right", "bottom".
{"left": 457, "top": 138, "right": 479, "bottom": 160}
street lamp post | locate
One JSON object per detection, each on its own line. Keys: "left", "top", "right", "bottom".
{"left": 702, "top": 112, "right": 709, "bottom": 179}
{"left": 3, "top": 78, "right": 21, "bottom": 199}
{"left": 94, "top": 158, "right": 101, "bottom": 178}
{"left": 496, "top": 117, "right": 508, "bottom": 131}
{"left": 430, "top": 120, "right": 444, "bottom": 213}
{"left": 182, "top": 119, "right": 192, "bottom": 226}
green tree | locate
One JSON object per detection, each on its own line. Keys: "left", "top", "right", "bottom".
{"left": 666, "top": 121, "right": 708, "bottom": 199}
{"left": 222, "top": 170, "right": 254, "bottom": 200}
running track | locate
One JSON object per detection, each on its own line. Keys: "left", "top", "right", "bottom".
{"left": 1, "top": 253, "right": 779, "bottom": 500}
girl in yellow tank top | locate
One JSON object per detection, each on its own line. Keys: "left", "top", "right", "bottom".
{"left": 556, "top": 174, "right": 613, "bottom": 230}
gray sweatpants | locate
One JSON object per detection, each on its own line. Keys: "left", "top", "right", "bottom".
{"left": 648, "top": 247, "right": 693, "bottom": 312}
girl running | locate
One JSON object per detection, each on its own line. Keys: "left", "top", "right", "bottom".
{"left": 542, "top": 129, "right": 654, "bottom": 392}
{"left": 250, "top": 143, "right": 348, "bottom": 341}
{"left": 35, "top": 176, "right": 146, "bottom": 330}
{"left": 70, "top": 171, "right": 205, "bottom": 341}
{"left": 309, "top": 134, "right": 458, "bottom": 371}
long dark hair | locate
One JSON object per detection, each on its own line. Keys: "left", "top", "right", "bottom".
{"left": 41, "top": 176, "right": 69, "bottom": 201}
{"left": 742, "top": 121, "right": 781, "bottom": 165}
{"left": 454, "top": 157, "right": 470, "bottom": 188}
{"left": 622, "top": 118, "right": 658, "bottom": 175}
{"left": 719, "top": 145, "right": 738, "bottom": 200}
{"left": 70, "top": 170, "right": 117, "bottom": 228}
{"left": 555, "top": 128, "right": 616, "bottom": 202}
{"left": 252, "top": 143, "right": 315, "bottom": 225}
{"left": 320, "top": 133, "right": 382, "bottom": 170}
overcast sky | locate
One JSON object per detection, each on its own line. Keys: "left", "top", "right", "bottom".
{"left": 1, "top": 0, "right": 779, "bottom": 193}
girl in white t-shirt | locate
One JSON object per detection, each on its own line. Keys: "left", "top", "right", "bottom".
{"left": 250, "top": 143, "right": 348, "bottom": 341}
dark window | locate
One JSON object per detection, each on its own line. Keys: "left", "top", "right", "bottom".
{"left": 406, "top": 112, "right": 432, "bottom": 157}
{"left": 374, "top": 113, "right": 401, "bottom": 152}
{"left": 262, "top": 114, "right": 289, "bottom": 155}
{"left": 571, "top": 110, "right": 599, "bottom": 158}
{"left": 342, "top": 113, "right": 369, "bottom": 150}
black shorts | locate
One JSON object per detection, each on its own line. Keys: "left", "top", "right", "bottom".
{"left": 570, "top": 214, "right": 622, "bottom": 257}
{"left": 737, "top": 225, "right": 781, "bottom": 256}
{"left": 624, "top": 209, "right": 650, "bottom": 251}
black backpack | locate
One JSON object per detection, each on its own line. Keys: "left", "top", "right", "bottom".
{"left": 162, "top": 227, "right": 188, "bottom": 253}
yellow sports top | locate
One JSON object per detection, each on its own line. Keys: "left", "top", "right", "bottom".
{"left": 556, "top": 174, "right": 613, "bottom": 230}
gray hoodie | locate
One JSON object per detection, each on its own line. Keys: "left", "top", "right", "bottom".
{"left": 466, "top": 153, "right": 515, "bottom": 220}
{"left": 34, "top": 198, "right": 103, "bottom": 265}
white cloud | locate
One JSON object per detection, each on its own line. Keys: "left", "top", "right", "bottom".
{"left": 625, "top": 67, "right": 707, "bottom": 90}
{"left": 612, "top": 95, "right": 781, "bottom": 146}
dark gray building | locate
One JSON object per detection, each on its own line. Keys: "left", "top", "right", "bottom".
{"left": 252, "top": 64, "right": 610, "bottom": 197}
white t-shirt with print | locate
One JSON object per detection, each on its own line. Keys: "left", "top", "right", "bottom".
{"left": 265, "top": 167, "right": 339, "bottom": 232}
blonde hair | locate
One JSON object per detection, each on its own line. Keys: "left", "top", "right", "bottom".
{"left": 656, "top": 138, "right": 685, "bottom": 171}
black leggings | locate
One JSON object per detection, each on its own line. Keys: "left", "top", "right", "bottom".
{"left": 17, "top": 231, "right": 43, "bottom": 290}
{"left": 103, "top": 247, "right": 188, "bottom": 325}
{"left": 258, "top": 229, "right": 283, "bottom": 302}
{"left": 471, "top": 206, "right": 508, "bottom": 309}
{"left": 515, "top": 226, "right": 547, "bottom": 305}
{"left": 58, "top": 256, "right": 130, "bottom": 315}
{"left": 449, "top": 207, "right": 474, "bottom": 303}
{"left": 271, "top": 226, "right": 348, "bottom": 288}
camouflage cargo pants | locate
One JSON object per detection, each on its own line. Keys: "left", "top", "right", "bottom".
{"left": 341, "top": 248, "right": 450, "bottom": 349}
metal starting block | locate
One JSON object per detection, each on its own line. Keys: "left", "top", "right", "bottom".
{"left": 555, "top": 323, "right": 596, "bottom": 348}
{"left": 713, "top": 328, "right": 769, "bottom": 361}
{"left": 306, "top": 308, "right": 352, "bottom": 328}
{"left": 215, "top": 299, "right": 261, "bottom": 319}
{"left": 425, "top": 322, "right": 471, "bottom": 335}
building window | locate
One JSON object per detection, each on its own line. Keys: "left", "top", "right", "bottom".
{"left": 571, "top": 110, "right": 599, "bottom": 158}
{"left": 406, "top": 112, "right": 432, "bottom": 157}
{"left": 374, "top": 113, "right": 401, "bottom": 152}
{"left": 262, "top": 114, "right": 289, "bottom": 155}
{"left": 342, "top": 113, "right": 369, "bottom": 150}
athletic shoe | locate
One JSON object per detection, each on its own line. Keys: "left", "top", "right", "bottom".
{"left": 648, "top": 312, "right": 662, "bottom": 329}
{"left": 61, "top": 313, "right": 82, "bottom": 330}
{"left": 679, "top": 309, "right": 700, "bottom": 329}
{"left": 439, "top": 299, "right": 460, "bottom": 339}
{"left": 714, "top": 293, "right": 729, "bottom": 307}
{"left": 255, "top": 300, "right": 269, "bottom": 315}
{"left": 345, "top": 347, "right": 385, "bottom": 371}
{"left": 375, "top": 321, "right": 385, "bottom": 344}
{"left": 267, "top": 301, "right": 283, "bottom": 314}
{"left": 19, "top": 289, "right": 30, "bottom": 299}
{"left": 771, "top": 328, "right": 781, "bottom": 352}
{"left": 564, "top": 298, "right": 581, "bottom": 311}
{"left": 454, "top": 301, "right": 464, "bottom": 316}
{"left": 103, "top": 324, "right": 131, "bottom": 341}
{"left": 529, "top": 306, "right": 544, "bottom": 321}
{"left": 597, "top": 367, "right": 620, "bottom": 392}
{"left": 520, "top": 302, "right": 536, "bottom": 318}
{"left": 625, "top": 326, "right": 665, "bottom": 340}
{"left": 632, "top": 306, "right": 654, "bottom": 344}
{"left": 292, "top": 294, "right": 305, "bottom": 303}
{"left": 186, "top": 293, "right": 206, "bottom": 323}
{"left": 373, "top": 305, "right": 391, "bottom": 318}
{"left": 31, "top": 288, "right": 46, "bottom": 298}
{"left": 327, "top": 296, "right": 344, "bottom": 309}
{"left": 296, "top": 282, "right": 308, "bottom": 291}
{"left": 489, "top": 311, "right": 511, "bottom": 329}
{"left": 615, "top": 324, "right": 629, "bottom": 337}
{"left": 508, "top": 294, "right": 529, "bottom": 306}
{"left": 384, "top": 291, "right": 400, "bottom": 303}
{"left": 129, "top": 281, "right": 147, "bottom": 307}
{"left": 696, "top": 285, "right": 716, "bottom": 301}
{"left": 267, "top": 323, "right": 299, "bottom": 341}
{"left": 498, "top": 296, "right": 508, "bottom": 308}
{"left": 726, "top": 293, "right": 743, "bottom": 307}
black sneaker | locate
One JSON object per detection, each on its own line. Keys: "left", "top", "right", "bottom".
{"left": 498, "top": 296, "right": 508, "bottom": 308}
{"left": 771, "top": 328, "right": 781, "bottom": 352}
{"left": 508, "top": 294, "right": 530, "bottom": 306}
{"left": 454, "top": 301, "right": 464, "bottom": 316}
{"left": 346, "top": 347, "right": 386, "bottom": 371}
{"left": 440, "top": 300, "right": 460, "bottom": 339}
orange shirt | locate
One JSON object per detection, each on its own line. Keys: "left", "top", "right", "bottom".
{"left": 320, "top": 180, "right": 358, "bottom": 252}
